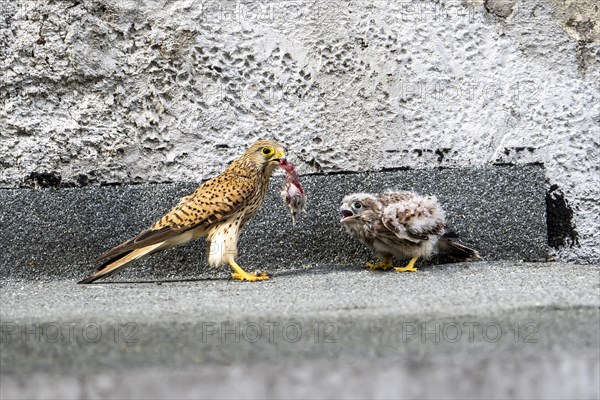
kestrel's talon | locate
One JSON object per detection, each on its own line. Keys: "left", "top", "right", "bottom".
{"left": 394, "top": 265, "right": 418, "bottom": 273}
{"left": 394, "top": 257, "right": 418, "bottom": 273}
{"left": 365, "top": 259, "right": 394, "bottom": 271}
{"left": 365, "top": 262, "right": 381, "bottom": 270}
{"left": 228, "top": 259, "right": 269, "bottom": 282}
{"left": 231, "top": 272, "right": 270, "bottom": 282}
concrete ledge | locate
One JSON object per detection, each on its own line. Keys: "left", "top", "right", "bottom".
{"left": 2, "top": 357, "right": 598, "bottom": 400}
{"left": 0, "top": 262, "right": 598, "bottom": 399}
{"left": 0, "top": 166, "right": 547, "bottom": 281}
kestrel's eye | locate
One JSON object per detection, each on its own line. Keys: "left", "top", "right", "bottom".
{"left": 352, "top": 201, "right": 362, "bottom": 210}
{"left": 262, "top": 147, "right": 274, "bottom": 156}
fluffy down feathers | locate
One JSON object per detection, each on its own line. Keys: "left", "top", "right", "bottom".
{"left": 340, "top": 191, "right": 479, "bottom": 264}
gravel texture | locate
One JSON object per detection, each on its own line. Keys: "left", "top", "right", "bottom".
{"left": 0, "top": 166, "right": 547, "bottom": 282}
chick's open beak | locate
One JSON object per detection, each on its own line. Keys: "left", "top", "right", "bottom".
{"left": 340, "top": 207, "right": 355, "bottom": 223}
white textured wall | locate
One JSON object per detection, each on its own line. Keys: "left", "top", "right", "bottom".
{"left": 1, "top": 0, "right": 598, "bottom": 262}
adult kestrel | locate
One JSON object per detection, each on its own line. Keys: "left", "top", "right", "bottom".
{"left": 340, "top": 191, "right": 480, "bottom": 272}
{"left": 79, "top": 139, "right": 286, "bottom": 284}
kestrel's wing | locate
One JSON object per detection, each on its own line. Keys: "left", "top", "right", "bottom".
{"left": 96, "top": 173, "right": 256, "bottom": 263}
{"left": 380, "top": 194, "right": 445, "bottom": 242}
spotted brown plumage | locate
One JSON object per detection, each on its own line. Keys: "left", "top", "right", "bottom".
{"left": 79, "top": 139, "right": 286, "bottom": 284}
{"left": 340, "top": 191, "right": 480, "bottom": 272}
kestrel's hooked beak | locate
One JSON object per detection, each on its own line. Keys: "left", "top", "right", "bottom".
{"left": 340, "top": 206, "right": 356, "bottom": 223}
{"left": 273, "top": 150, "right": 286, "bottom": 163}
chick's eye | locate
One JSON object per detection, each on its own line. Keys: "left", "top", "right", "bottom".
{"left": 262, "top": 147, "right": 273, "bottom": 155}
{"left": 353, "top": 202, "right": 362, "bottom": 209}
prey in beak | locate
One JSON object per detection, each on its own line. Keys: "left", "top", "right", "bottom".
{"left": 279, "top": 159, "right": 306, "bottom": 225}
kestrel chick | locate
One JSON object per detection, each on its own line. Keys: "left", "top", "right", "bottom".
{"left": 79, "top": 139, "right": 286, "bottom": 284}
{"left": 340, "top": 191, "right": 480, "bottom": 272}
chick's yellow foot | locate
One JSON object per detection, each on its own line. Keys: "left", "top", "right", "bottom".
{"left": 365, "top": 260, "right": 394, "bottom": 271}
{"left": 230, "top": 272, "right": 269, "bottom": 282}
{"left": 394, "top": 257, "right": 419, "bottom": 273}
{"left": 228, "top": 259, "right": 269, "bottom": 282}
{"left": 394, "top": 266, "right": 418, "bottom": 273}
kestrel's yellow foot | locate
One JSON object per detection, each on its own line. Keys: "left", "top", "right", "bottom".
{"left": 228, "top": 259, "right": 269, "bottom": 282}
{"left": 394, "top": 257, "right": 419, "bottom": 273}
{"left": 231, "top": 271, "right": 269, "bottom": 281}
{"left": 365, "top": 259, "right": 394, "bottom": 271}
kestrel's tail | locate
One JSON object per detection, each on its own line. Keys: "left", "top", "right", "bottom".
{"left": 78, "top": 242, "right": 164, "bottom": 284}
{"left": 438, "top": 231, "right": 481, "bottom": 261}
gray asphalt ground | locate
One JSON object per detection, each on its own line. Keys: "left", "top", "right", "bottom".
{"left": 1, "top": 261, "right": 599, "bottom": 399}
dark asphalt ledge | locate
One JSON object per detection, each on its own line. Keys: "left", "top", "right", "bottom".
{"left": 0, "top": 165, "right": 547, "bottom": 282}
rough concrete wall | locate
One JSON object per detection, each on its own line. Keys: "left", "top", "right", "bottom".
{"left": 0, "top": 0, "right": 598, "bottom": 262}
